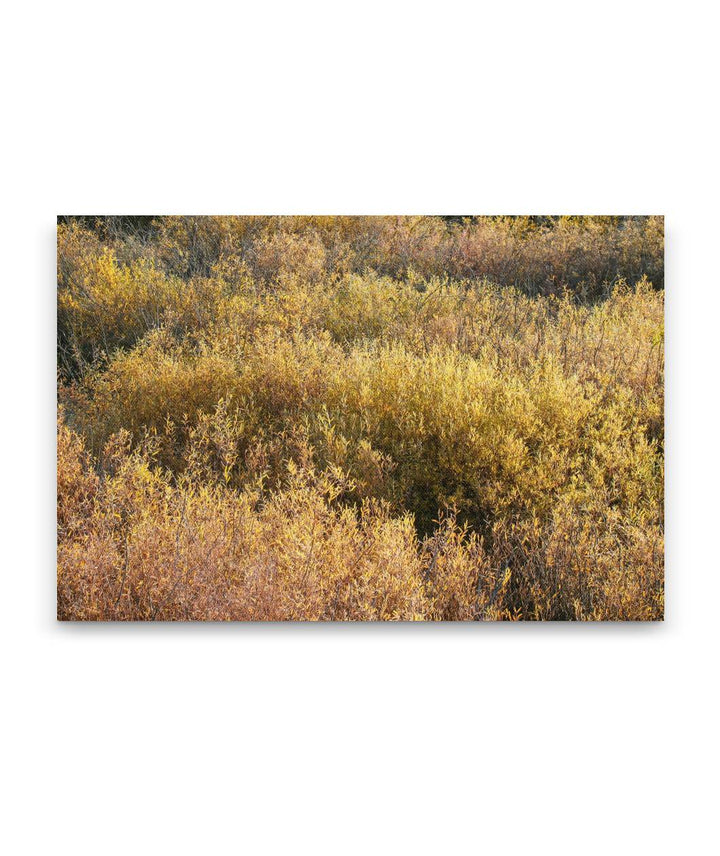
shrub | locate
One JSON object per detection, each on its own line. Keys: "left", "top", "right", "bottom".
{"left": 57, "top": 215, "right": 664, "bottom": 620}
{"left": 57, "top": 417, "right": 662, "bottom": 621}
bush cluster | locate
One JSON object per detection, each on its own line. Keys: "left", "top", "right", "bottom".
{"left": 58, "top": 216, "right": 664, "bottom": 620}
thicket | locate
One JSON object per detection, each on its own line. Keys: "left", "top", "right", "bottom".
{"left": 57, "top": 216, "right": 664, "bottom": 620}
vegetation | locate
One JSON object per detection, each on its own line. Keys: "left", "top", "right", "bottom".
{"left": 57, "top": 215, "right": 664, "bottom": 620}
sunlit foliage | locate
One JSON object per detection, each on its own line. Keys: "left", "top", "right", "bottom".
{"left": 57, "top": 216, "right": 664, "bottom": 620}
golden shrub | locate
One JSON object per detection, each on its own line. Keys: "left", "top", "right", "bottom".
{"left": 57, "top": 216, "right": 664, "bottom": 620}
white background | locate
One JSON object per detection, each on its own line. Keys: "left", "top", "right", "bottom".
{"left": 1, "top": 1, "right": 718, "bottom": 854}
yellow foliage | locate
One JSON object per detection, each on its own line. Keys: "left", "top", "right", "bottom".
{"left": 57, "top": 216, "right": 664, "bottom": 620}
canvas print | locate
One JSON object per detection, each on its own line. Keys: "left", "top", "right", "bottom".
{"left": 57, "top": 216, "right": 664, "bottom": 621}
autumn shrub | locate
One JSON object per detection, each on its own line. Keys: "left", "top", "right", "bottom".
{"left": 63, "top": 284, "right": 662, "bottom": 534}
{"left": 57, "top": 419, "right": 428, "bottom": 620}
{"left": 57, "top": 215, "right": 664, "bottom": 620}
{"left": 251, "top": 215, "right": 665, "bottom": 294}
{"left": 58, "top": 244, "right": 181, "bottom": 376}
{"left": 69, "top": 215, "right": 662, "bottom": 289}
{"left": 57, "top": 415, "right": 661, "bottom": 621}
